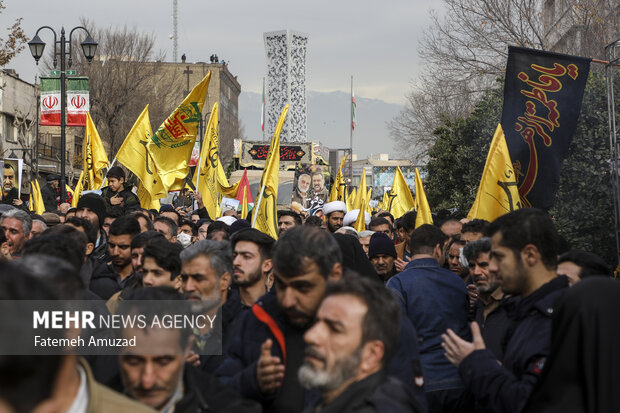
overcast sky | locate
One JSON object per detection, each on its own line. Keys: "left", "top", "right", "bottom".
{"left": 3, "top": 0, "right": 441, "bottom": 105}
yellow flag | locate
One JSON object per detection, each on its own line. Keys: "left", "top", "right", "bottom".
{"left": 353, "top": 188, "right": 368, "bottom": 233}
{"left": 137, "top": 182, "right": 161, "bottom": 210}
{"left": 148, "top": 72, "right": 211, "bottom": 191}
{"left": 193, "top": 103, "right": 240, "bottom": 218}
{"left": 468, "top": 124, "right": 521, "bottom": 221}
{"left": 31, "top": 180, "right": 45, "bottom": 215}
{"left": 387, "top": 166, "right": 415, "bottom": 219}
{"left": 414, "top": 168, "right": 433, "bottom": 228}
{"left": 240, "top": 187, "right": 248, "bottom": 220}
{"left": 346, "top": 187, "right": 356, "bottom": 212}
{"left": 84, "top": 113, "right": 110, "bottom": 189}
{"left": 329, "top": 155, "right": 347, "bottom": 202}
{"left": 366, "top": 186, "right": 372, "bottom": 213}
{"left": 352, "top": 168, "right": 366, "bottom": 210}
{"left": 72, "top": 171, "right": 85, "bottom": 208}
{"left": 253, "top": 104, "right": 289, "bottom": 239}
{"left": 116, "top": 105, "right": 167, "bottom": 201}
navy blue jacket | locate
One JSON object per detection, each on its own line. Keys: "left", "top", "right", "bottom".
{"left": 387, "top": 257, "right": 471, "bottom": 391}
{"left": 216, "top": 290, "right": 427, "bottom": 409}
{"left": 458, "top": 275, "right": 569, "bottom": 413}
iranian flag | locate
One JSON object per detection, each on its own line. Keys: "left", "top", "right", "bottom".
{"left": 67, "top": 77, "right": 89, "bottom": 126}
{"left": 40, "top": 77, "right": 61, "bottom": 126}
{"left": 40, "top": 76, "right": 89, "bottom": 126}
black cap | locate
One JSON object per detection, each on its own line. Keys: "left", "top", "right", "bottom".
{"left": 46, "top": 174, "right": 60, "bottom": 182}
{"left": 76, "top": 193, "right": 106, "bottom": 227}
{"left": 368, "top": 232, "right": 397, "bottom": 259}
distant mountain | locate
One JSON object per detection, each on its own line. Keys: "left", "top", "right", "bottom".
{"left": 239, "top": 90, "right": 404, "bottom": 158}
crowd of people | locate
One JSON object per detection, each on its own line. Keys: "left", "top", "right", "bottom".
{"left": 0, "top": 165, "right": 618, "bottom": 413}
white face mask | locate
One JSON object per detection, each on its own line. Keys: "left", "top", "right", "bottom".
{"left": 176, "top": 232, "right": 192, "bottom": 248}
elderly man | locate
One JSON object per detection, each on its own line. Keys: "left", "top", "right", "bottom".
{"left": 0, "top": 208, "right": 31, "bottom": 257}
{"left": 357, "top": 230, "right": 374, "bottom": 256}
{"left": 368, "top": 232, "right": 398, "bottom": 282}
{"left": 299, "top": 274, "right": 425, "bottom": 413}
{"left": 322, "top": 201, "right": 347, "bottom": 233}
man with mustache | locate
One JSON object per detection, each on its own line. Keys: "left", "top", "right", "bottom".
{"left": 217, "top": 226, "right": 426, "bottom": 411}
{"left": 90, "top": 216, "right": 141, "bottom": 300}
{"left": 463, "top": 237, "right": 510, "bottom": 360}
{"left": 216, "top": 226, "right": 344, "bottom": 412}
{"left": 299, "top": 274, "right": 425, "bottom": 413}
{"left": 117, "top": 287, "right": 260, "bottom": 413}
{"left": 180, "top": 240, "right": 233, "bottom": 373}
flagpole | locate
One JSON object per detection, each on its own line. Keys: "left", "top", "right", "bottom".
{"left": 99, "top": 157, "right": 117, "bottom": 189}
{"left": 349, "top": 75, "right": 353, "bottom": 187}
{"left": 252, "top": 184, "right": 266, "bottom": 227}
{"left": 261, "top": 77, "right": 265, "bottom": 141}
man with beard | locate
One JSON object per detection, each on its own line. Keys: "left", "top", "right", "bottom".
{"left": 292, "top": 173, "right": 311, "bottom": 209}
{"left": 90, "top": 216, "right": 141, "bottom": 299}
{"left": 231, "top": 228, "right": 275, "bottom": 307}
{"left": 299, "top": 274, "right": 424, "bottom": 413}
{"left": 1, "top": 163, "right": 20, "bottom": 206}
{"left": 442, "top": 209, "right": 569, "bottom": 413}
{"left": 180, "top": 240, "right": 232, "bottom": 373}
{"left": 76, "top": 193, "right": 108, "bottom": 261}
{"left": 277, "top": 210, "right": 302, "bottom": 235}
{"left": 216, "top": 226, "right": 344, "bottom": 412}
{"left": 463, "top": 237, "right": 509, "bottom": 360}
{"left": 311, "top": 172, "right": 329, "bottom": 202}
{"left": 322, "top": 201, "right": 346, "bottom": 233}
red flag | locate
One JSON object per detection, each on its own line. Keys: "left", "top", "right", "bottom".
{"left": 236, "top": 168, "right": 254, "bottom": 203}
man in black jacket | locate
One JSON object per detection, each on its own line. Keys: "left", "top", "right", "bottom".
{"left": 442, "top": 208, "right": 569, "bottom": 413}
{"left": 300, "top": 274, "right": 425, "bottom": 413}
{"left": 101, "top": 166, "right": 139, "bottom": 215}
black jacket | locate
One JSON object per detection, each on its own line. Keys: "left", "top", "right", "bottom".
{"left": 40, "top": 183, "right": 57, "bottom": 212}
{"left": 303, "top": 371, "right": 425, "bottom": 413}
{"left": 174, "top": 365, "right": 261, "bottom": 413}
{"left": 101, "top": 186, "right": 140, "bottom": 215}
{"left": 89, "top": 260, "right": 121, "bottom": 300}
{"left": 473, "top": 293, "right": 511, "bottom": 361}
{"left": 458, "top": 275, "right": 569, "bottom": 413}
{"left": 198, "top": 288, "right": 248, "bottom": 374}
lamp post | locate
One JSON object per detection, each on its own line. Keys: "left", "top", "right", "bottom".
{"left": 27, "top": 26, "right": 97, "bottom": 204}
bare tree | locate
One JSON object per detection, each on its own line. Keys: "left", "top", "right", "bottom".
{"left": 0, "top": 0, "right": 28, "bottom": 67}
{"left": 47, "top": 20, "right": 183, "bottom": 158}
{"left": 391, "top": 0, "right": 620, "bottom": 161}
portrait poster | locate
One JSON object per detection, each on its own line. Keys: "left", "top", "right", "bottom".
{"left": 290, "top": 163, "right": 330, "bottom": 214}
{"left": 2, "top": 158, "right": 23, "bottom": 198}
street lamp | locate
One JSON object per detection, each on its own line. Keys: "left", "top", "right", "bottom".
{"left": 27, "top": 26, "right": 97, "bottom": 204}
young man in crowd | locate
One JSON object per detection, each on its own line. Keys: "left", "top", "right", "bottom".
{"left": 442, "top": 208, "right": 569, "bottom": 413}
{"left": 231, "top": 228, "right": 275, "bottom": 307}
{"left": 388, "top": 224, "right": 472, "bottom": 412}
{"left": 101, "top": 166, "right": 140, "bottom": 215}
{"left": 322, "top": 201, "right": 346, "bottom": 233}
{"left": 90, "top": 215, "right": 141, "bottom": 299}
{"left": 141, "top": 237, "right": 184, "bottom": 289}
{"left": 277, "top": 210, "right": 302, "bottom": 235}
{"left": 153, "top": 216, "right": 178, "bottom": 243}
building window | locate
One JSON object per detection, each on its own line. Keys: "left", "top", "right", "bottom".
{"left": 3, "top": 115, "right": 16, "bottom": 143}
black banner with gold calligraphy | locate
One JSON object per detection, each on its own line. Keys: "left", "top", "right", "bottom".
{"left": 501, "top": 46, "right": 591, "bottom": 209}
